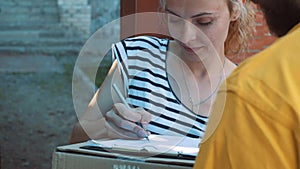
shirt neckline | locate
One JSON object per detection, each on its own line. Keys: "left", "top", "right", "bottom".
{"left": 163, "top": 38, "right": 208, "bottom": 118}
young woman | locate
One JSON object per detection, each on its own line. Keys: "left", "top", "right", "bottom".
{"left": 69, "top": 0, "right": 255, "bottom": 143}
{"left": 194, "top": 0, "right": 300, "bottom": 168}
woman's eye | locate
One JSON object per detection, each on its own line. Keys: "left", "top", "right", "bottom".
{"left": 196, "top": 19, "right": 213, "bottom": 26}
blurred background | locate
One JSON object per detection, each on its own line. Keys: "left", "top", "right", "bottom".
{"left": 0, "top": 0, "right": 276, "bottom": 169}
{"left": 0, "top": 0, "right": 119, "bottom": 168}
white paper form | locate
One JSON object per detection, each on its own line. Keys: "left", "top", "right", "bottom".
{"left": 88, "top": 135, "right": 201, "bottom": 157}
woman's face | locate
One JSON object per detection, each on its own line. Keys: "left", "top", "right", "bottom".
{"left": 165, "top": 0, "right": 233, "bottom": 59}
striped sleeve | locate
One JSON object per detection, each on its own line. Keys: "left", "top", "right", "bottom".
{"left": 112, "top": 42, "right": 129, "bottom": 95}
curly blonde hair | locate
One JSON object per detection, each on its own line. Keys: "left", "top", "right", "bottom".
{"left": 226, "top": 0, "right": 256, "bottom": 56}
{"left": 160, "top": 0, "right": 256, "bottom": 57}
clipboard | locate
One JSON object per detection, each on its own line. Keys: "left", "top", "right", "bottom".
{"left": 79, "top": 135, "right": 200, "bottom": 160}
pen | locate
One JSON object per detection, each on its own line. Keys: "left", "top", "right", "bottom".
{"left": 112, "top": 83, "right": 150, "bottom": 141}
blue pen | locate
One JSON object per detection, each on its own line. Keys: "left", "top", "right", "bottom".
{"left": 113, "top": 84, "right": 150, "bottom": 141}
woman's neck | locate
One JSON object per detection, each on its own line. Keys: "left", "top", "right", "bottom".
{"left": 181, "top": 56, "right": 208, "bottom": 78}
{"left": 166, "top": 41, "right": 237, "bottom": 115}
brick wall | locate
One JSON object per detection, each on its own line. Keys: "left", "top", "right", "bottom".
{"left": 58, "top": 0, "right": 91, "bottom": 38}
{"left": 248, "top": 7, "right": 277, "bottom": 54}
{"left": 57, "top": 0, "right": 120, "bottom": 38}
{"left": 230, "top": 5, "right": 278, "bottom": 64}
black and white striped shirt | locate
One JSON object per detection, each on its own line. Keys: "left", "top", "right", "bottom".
{"left": 113, "top": 36, "right": 208, "bottom": 138}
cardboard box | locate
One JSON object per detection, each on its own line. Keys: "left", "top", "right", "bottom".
{"left": 52, "top": 142, "right": 194, "bottom": 169}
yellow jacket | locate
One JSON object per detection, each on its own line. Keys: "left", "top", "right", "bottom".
{"left": 194, "top": 23, "right": 300, "bottom": 169}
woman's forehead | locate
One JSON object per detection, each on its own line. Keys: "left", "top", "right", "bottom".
{"left": 165, "top": 0, "right": 227, "bottom": 7}
{"left": 165, "top": 0, "right": 228, "bottom": 16}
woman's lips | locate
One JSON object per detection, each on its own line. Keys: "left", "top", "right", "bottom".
{"left": 181, "top": 44, "right": 202, "bottom": 54}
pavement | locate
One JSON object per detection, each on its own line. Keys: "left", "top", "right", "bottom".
{"left": 0, "top": 54, "right": 80, "bottom": 169}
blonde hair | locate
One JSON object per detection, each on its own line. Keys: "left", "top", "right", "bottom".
{"left": 159, "top": 0, "right": 256, "bottom": 57}
{"left": 226, "top": 0, "right": 256, "bottom": 56}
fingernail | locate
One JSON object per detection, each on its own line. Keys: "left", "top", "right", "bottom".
{"left": 137, "top": 129, "right": 148, "bottom": 138}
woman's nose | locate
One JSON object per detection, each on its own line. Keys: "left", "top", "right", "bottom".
{"left": 178, "top": 20, "right": 198, "bottom": 45}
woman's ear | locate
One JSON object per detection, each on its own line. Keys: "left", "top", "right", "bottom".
{"left": 230, "top": 3, "right": 242, "bottom": 21}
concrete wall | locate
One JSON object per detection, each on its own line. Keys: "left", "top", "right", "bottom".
{"left": 89, "top": 0, "right": 120, "bottom": 34}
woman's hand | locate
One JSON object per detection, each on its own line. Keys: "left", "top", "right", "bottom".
{"left": 105, "top": 103, "right": 152, "bottom": 139}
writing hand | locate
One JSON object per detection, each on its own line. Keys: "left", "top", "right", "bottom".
{"left": 105, "top": 103, "right": 151, "bottom": 139}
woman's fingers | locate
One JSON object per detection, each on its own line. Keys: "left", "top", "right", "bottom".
{"left": 113, "top": 103, "right": 152, "bottom": 123}
{"left": 105, "top": 108, "right": 148, "bottom": 139}
{"left": 135, "top": 107, "right": 152, "bottom": 123}
{"left": 106, "top": 108, "right": 136, "bottom": 131}
{"left": 113, "top": 103, "right": 142, "bottom": 122}
{"left": 105, "top": 120, "right": 141, "bottom": 139}
{"left": 132, "top": 107, "right": 151, "bottom": 129}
